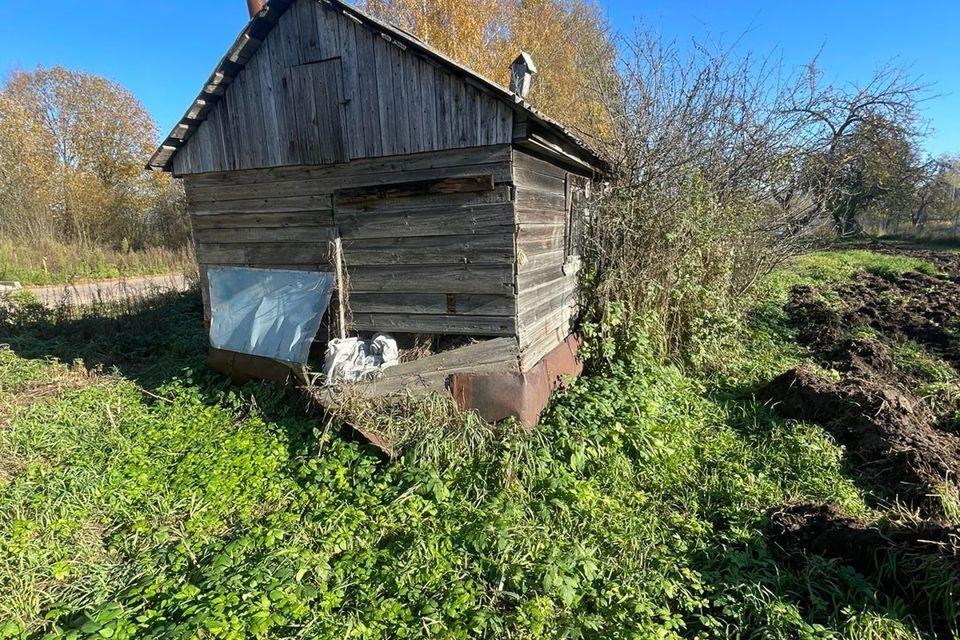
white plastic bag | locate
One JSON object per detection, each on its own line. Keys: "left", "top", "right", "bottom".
{"left": 322, "top": 333, "right": 399, "bottom": 385}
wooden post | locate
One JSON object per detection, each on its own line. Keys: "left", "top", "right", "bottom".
{"left": 332, "top": 236, "right": 348, "bottom": 340}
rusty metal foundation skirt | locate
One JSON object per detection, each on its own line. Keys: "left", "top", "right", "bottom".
{"left": 449, "top": 334, "right": 582, "bottom": 429}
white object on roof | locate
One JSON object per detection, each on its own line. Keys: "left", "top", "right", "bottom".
{"left": 510, "top": 51, "right": 537, "bottom": 99}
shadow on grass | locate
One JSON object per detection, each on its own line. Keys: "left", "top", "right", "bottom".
{"left": 690, "top": 527, "right": 957, "bottom": 638}
{"left": 0, "top": 287, "right": 379, "bottom": 468}
{"left": 1, "top": 288, "right": 209, "bottom": 389}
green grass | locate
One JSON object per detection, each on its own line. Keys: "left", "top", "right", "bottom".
{"left": 893, "top": 341, "right": 957, "bottom": 384}
{"left": 0, "top": 249, "right": 954, "bottom": 639}
{"left": 892, "top": 341, "right": 960, "bottom": 429}
{"left": 0, "top": 240, "right": 194, "bottom": 286}
{"left": 724, "top": 249, "right": 942, "bottom": 385}
{"left": 762, "top": 250, "right": 939, "bottom": 304}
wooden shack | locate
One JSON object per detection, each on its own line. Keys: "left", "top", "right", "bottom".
{"left": 148, "top": 0, "right": 607, "bottom": 426}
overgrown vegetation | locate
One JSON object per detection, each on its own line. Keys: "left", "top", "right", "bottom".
{"left": 577, "top": 24, "right": 957, "bottom": 362}
{"left": 2, "top": 248, "right": 958, "bottom": 639}
{"left": 0, "top": 2, "right": 958, "bottom": 637}
{"left": 0, "top": 240, "right": 193, "bottom": 286}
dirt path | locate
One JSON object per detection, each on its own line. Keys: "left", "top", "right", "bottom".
{"left": 25, "top": 274, "right": 192, "bottom": 307}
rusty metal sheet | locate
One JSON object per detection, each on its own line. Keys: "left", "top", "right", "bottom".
{"left": 207, "top": 346, "right": 297, "bottom": 386}
{"left": 450, "top": 334, "right": 583, "bottom": 429}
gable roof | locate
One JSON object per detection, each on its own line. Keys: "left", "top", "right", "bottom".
{"left": 147, "top": 0, "right": 606, "bottom": 172}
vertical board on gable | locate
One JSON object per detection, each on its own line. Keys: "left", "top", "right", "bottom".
{"left": 385, "top": 40, "right": 410, "bottom": 155}
{"left": 404, "top": 52, "right": 423, "bottom": 153}
{"left": 296, "top": 0, "right": 321, "bottom": 61}
{"left": 435, "top": 70, "right": 453, "bottom": 149}
{"left": 452, "top": 79, "right": 467, "bottom": 147}
{"left": 373, "top": 35, "right": 397, "bottom": 155}
{"left": 418, "top": 59, "right": 438, "bottom": 151}
{"left": 351, "top": 14, "right": 383, "bottom": 158}
{"left": 336, "top": 12, "right": 360, "bottom": 158}
{"left": 240, "top": 57, "right": 267, "bottom": 168}
{"left": 255, "top": 35, "right": 282, "bottom": 167}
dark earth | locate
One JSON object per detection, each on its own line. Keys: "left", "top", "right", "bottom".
{"left": 769, "top": 503, "right": 960, "bottom": 636}
{"left": 759, "top": 245, "right": 960, "bottom": 635}
{"left": 760, "top": 248, "right": 960, "bottom": 514}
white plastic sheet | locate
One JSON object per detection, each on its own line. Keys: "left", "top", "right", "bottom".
{"left": 207, "top": 266, "right": 334, "bottom": 364}
{"left": 322, "top": 334, "right": 399, "bottom": 385}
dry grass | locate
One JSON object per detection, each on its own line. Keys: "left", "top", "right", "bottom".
{"left": 0, "top": 347, "right": 102, "bottom": 427}
{"left": 0, "top": 239, "right": 194, "bottom": 286}
{"left": 314, "top": 387, "right": 507, "bottom": 460}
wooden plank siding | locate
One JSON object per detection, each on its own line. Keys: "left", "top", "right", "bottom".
{"left": 172, "top": 0, "right": 513, "bottom": 176}
{"left": 184, "top": 145, "right": 519, "bottom": 337}
{"left": 513, "top": 149, "right": 590, "bottom": 370}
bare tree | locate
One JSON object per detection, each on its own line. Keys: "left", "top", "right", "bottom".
{"left": 786, "top": 64, "right": 929, "bottom": 236}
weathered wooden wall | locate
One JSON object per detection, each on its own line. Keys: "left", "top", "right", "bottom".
{"left": 172, "top": 0, "right": 513, "bottom": 176}
{"left": 184, "top": 145, "right": 517, "bottom": 336}
{"left": 513, "top": 149, "right": 587, "bottom": 370}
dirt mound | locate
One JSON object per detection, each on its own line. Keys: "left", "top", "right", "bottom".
{"left": 760, "top": 368, "right": 960, "bottom": 514}
{"left": 769, "top": 503, "right": 960, "bottom": 636}
{"left": 784, "top": 285, "right": 845, "bottom": 352}
{"left": 764, "top": 250, "right": 960, "bottom": 630}
{"left": 770, "top": 503, "right": 960, "bottom": 573}
{"left": 764, "top": 254, "right": 960, "bottom": 515}
{"left": 792, "top": 270, "right": 960, "bottom": 370}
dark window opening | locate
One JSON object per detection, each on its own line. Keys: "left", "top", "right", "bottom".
{"left": 564, "top": 174, "right": 589, "bottom": 261}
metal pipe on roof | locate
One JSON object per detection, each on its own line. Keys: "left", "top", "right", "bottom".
{"left": 246, "top": 0, "right": 266, "bottom": 17}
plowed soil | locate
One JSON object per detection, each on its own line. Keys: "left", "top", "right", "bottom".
{"left": 759, "top": 249, "right": 960, "bottom": 515}
{"left": 760, "top": 247, "right": 960, "bottom": 635}
{"left": 768, "top": 503, "right": 960, "bottom": 636}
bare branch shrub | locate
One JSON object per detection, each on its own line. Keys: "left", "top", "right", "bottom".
{"left": 583, "top": 29, "right": 828, "bottom": 362}
{"left": 579, "top": 22, "right": 938, "bottom": 365}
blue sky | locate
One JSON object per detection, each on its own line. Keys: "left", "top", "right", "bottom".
{"left": 1, "top": 0, "right": 957, "bottom": 156}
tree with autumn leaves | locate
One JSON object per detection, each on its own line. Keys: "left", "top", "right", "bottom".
{"left": 362, "top": 0, "right": 617, "bottom": 141}
{"left": 0, "top": 66, "right": 188, "bottom": 250}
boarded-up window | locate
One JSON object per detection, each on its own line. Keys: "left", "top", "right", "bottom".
{"left": 281, "top": 59, "right": 347, "bottom": 165}
{"left": 564, "top": 174, "right": 590, "bottom": 260}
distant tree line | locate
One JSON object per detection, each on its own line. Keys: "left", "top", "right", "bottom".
{"left": 0, "top": 66, "right": 188, "bottom": 251}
